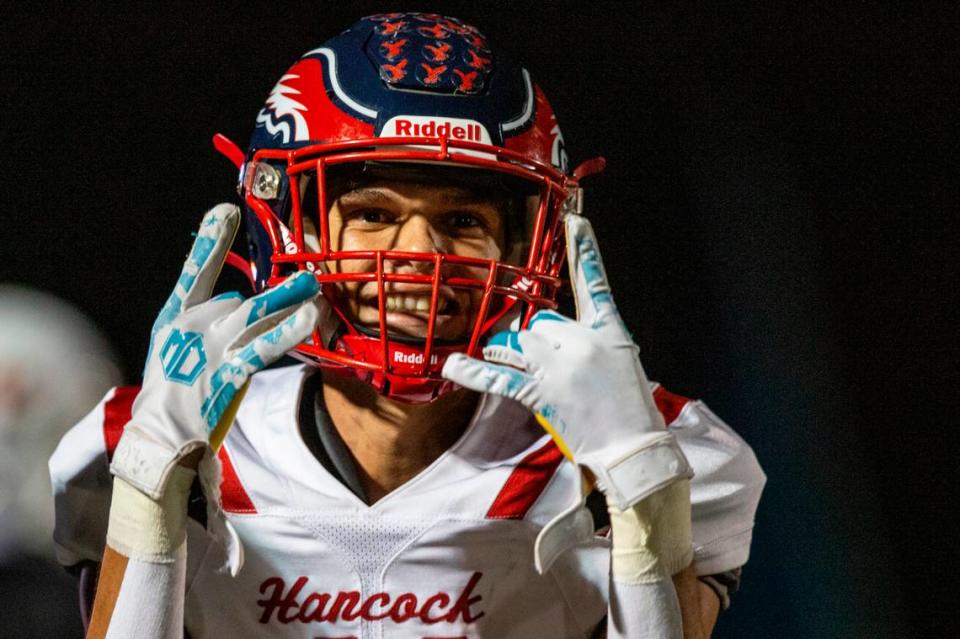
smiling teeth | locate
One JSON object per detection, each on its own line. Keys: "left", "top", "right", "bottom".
{"left": 385, "top": 295, "right": 439, "bottom": 312}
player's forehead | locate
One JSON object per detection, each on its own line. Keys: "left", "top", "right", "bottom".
{"left": 335, "top": 180, "right": 500, "bottom": 208}
{"left": 326, "top": 163, "right": 530, "bottom": 210}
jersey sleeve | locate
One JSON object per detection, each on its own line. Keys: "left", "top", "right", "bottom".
{"left": 657, "top": 387, "right": 767, "bottom": 576}
{"left": 48, "top": 386, "right": 139, "bottom": 567}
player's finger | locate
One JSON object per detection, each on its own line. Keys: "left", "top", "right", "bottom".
{"left": 484, "top": 311, "right": 571, "bottom": 368}
{"left": 202, "top": 300, "right": 320, "bottom": 433}
{"left": 148, "top": 206, "right": 241, "bottom": 352}
{"left": 442, "top": 352, "right": 537, "bottom": 403}
{"left": 565, "top": 214, "right": 618, "bottom": 329}
{"left": 525, "top": 309, "right": 571, "bottom": 330}
{"left": 482, "top": 330, "right": 527, "bottom": 369}
{"left": 241, "top": 271, "right": 320, "bottom": 327}
{"left": 178, "top": 204, "right": 242, "bottom": 312}
{"left": 203, "top": 291, "right": 246, "bottom": 315}
{"left": 216, "top": 271, "right": 320, "bottom": 344}
{"left": 233, "top": 297, "right": 321, "bottom": 368}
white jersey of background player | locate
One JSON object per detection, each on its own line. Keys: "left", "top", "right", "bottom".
{"left": 50, "top": 13, "right": 765, "bottom": 639}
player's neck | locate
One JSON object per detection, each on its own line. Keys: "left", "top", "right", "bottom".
{"left": 320, "top": 371, "right": 480, "bottom": 504}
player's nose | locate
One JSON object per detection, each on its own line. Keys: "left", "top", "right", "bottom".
{"left": 392, "top": 214, "right": 450, "bottom": 256}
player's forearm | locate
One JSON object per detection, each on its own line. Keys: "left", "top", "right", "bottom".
{"left": 87, "top": 545, "right": 187, "bottom": 639}
{"left": 672, "top": 564, "right": 719, "bottom": 639}
{"left": 606, "top": 564, "right": 715, "bottom": 639}
{"left": 87, "top": 547, "right": 129, "bottom": 638}
{"left": 86, "top": 466, "right": 195, "bottom": 638}
{"left": 605, "top": 480, "right": 695, "bottom": 638}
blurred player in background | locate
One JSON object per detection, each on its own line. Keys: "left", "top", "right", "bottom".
{"left": 0, "top": 284, "right": 120, "bottom": 636}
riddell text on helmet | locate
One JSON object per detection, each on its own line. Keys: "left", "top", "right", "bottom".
{"left": 256, "top": 572, "right": 485, "bottom": 625}
{"left": 381, "top": 115, "right": 492, "bottom": 144}
{"left": 394, "top": 119, "right": 483, "bottom": 141}
{"left": 393, "top": 350, "right": 441, "bottom": 365}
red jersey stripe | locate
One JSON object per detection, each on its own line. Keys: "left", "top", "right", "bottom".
{"left": 486, "top": 437, "right": 564, "bottom": 520}
{"left": 218, "top": 446, "right": 257, "bottom": 514}
{"left": 102, "top": 386, "right": 140, "bottom": 462}
{"left": 653, "top": 386, "right": 691, "bottom": 426}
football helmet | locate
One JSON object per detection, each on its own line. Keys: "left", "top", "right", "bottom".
{"left": 221, "top": 13, "right": 602, "bottom": 402}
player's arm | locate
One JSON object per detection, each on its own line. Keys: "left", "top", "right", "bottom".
{"left": 445, "top": 214, "right": 699, "bottom": 637}
{"left": 86, "top": 459, "right": 196, "bottom": 639}
{"left": 85, "top": 205, "right": 321, "bottom": 637}
{"left": 669, "top": 386, "right": 766, "bottom": 637}
{"left": 673, "top": 564, "right": 720, "bottom": 638}
{"left": 86, "top": 548, "right": 127, "bottom": 638}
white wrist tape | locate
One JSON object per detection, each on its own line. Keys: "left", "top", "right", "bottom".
{"left": 106, "top": 465, "right": 196, "bottom": 563}
{"left": 608, "top": 579, "right": 683, "bottom": 639}
{"left": 608, "top": 479, "right": 693, "bottom": 584}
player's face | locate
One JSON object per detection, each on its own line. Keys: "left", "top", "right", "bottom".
{"left": 319, "top": 180, "right": 508, "bottom": 341}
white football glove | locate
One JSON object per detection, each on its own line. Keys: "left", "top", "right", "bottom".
{"left": 110, "top": 204, "right": 322, "bottom": 500}
{"left": 442, "top": 214, "right": 692, "bottom": 510}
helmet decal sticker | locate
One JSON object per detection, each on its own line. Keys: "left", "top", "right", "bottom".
{"left": 453, "top": 69, "right": 481, "bottom": 94}
{"left": 423, "top": 42, "right": 452, "bottom": 62}
{"left": 378, "top": 20, "right": 407, "bottom": 36}
{"left": 462, "top": 32, "right": 489, "bottom": 51}
{"left": 380, "top": 59, "right": 409, "bottom": 83}
{"left": 417, "top": 63, "right": 447, "bottom": 86}
{"left": 551, "top": 124, "right": 569, "bottom": 174}
{"left": 465, "top": 49, "right": 491, "bottom": 70}
{"left": 255, "top": 74, "right": 310, "bottom": 144}
{"left": 363, "top": 15, "right": 495, "bottom": 96}
{"left": 417, "top": 23, "right": 449, "bottom": 40}
{"left": 380, "top": 38, "right": 408, "bottom": 60}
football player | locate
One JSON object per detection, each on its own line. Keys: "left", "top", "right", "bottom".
{"left": 50, "top": 14, "right": 765, "bottom": 638}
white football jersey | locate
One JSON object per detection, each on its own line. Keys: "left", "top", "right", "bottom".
{"left": 50, "top": 365, "right": 765, "bottom": 638}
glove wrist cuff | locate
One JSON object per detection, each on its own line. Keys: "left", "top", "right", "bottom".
{"left": 111, "top": 426, "right": 205, "bottom": 500}
{"left": 590, "top": 433, "right": 693, "bottom": 511}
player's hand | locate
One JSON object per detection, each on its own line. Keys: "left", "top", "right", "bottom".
{"left": 110, "top": 204, "right": 321, "bottom": 500}
{"left": 442, "top": 214, "right": 692, "bottom": 510}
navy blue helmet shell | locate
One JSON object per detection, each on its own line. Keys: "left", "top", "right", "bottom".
{"left": 247, "top": 13, "right": 563, "bottom": 164}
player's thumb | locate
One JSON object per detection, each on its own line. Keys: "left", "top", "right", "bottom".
{"left": 442, "top": 353, "right": 535, "bottom": 401}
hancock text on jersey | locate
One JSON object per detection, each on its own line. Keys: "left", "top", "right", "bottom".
{"left": 257, "top": 572, "right": 485, "bottom": 625}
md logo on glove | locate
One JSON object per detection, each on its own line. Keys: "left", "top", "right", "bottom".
{"left": 160, "top": 328, "right": 207, "bottom": 385}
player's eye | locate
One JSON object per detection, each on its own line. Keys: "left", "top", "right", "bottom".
{"left": 446, "top": 211, "right": 485, "bottom": 229}
{"left": 363, "top": 210, "right": 383, "bottom": 223}
{"left": 347, "top": 209, "right": 395, "bottom": 226}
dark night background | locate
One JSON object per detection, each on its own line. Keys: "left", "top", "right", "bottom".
{"left": 1, "top": 3, "right": 956, "bottom": 637}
